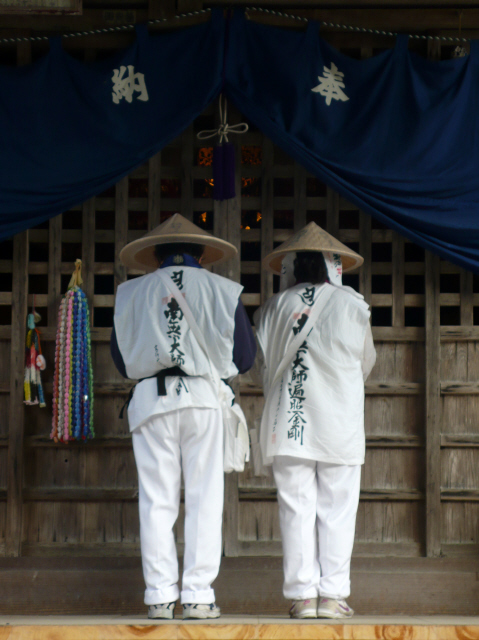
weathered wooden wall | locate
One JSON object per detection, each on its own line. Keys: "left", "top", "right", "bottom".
{"left": 0, "top": 15, "right": 478, "bottom": 579}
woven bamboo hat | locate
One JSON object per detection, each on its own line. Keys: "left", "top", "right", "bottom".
{"left": 119, "top": 213, "right": 237, "bottom": 271}
{"left": 263, "top": 221, "right": 363, "bottom": 274}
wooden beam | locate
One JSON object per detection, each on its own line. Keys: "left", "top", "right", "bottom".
{"left": 365, "top": 435, "right": 423, "bottom": 448}
{"left": 237, "top": 488, "right": 424, "bottom": 501}
{"left": 0, "top": 556, "right": 478, "bottom": 615}
{"left": 441, "top": 382, "right": 479, "bottom": 394}
{"left": 23, "top": 488, "right": 138, "bottom": 501}
{"left": 441, "top": 490, "right": 479, "bottom": 501}
{"left": 148, "top": 0, "right": 175, "bottom": 20}
{"left": 4, "top": 6, "right": 479, "bottom": 34}
{"left": 15, "top": 433, "right": 427, "bottom": 450}
{"left": 365, "top": 382, "right": 423, "bottom": 395}
{"left": 240, "top": 382, "right": 424, "bottom": 397}
{"left": 24, "top": 435, "right": 132, "bottom": 448}
{"left": 441, "top": 326, "right": 479, "bottom": 341}
{"left": 0, "top": 325, "right": 431, "bottom": 342}
{"left": 441, "top": 434, "right": 479, "bottom": 447}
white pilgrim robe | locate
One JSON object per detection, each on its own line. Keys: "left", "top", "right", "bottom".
{"left": 254, "top": 282, "right": 375, "bottom": 467}
{"left": 114, "top": 266, "right": 243, "bottom": 431}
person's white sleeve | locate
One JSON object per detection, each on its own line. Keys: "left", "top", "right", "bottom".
{"left": 362, "top": 322, "right": 376, "bottom": 381}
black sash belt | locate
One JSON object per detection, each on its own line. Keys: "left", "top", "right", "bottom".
{"left": 155, "top": 366, "right": 188, "bottom": 396}
{"left": 119, "top": 367, "right": 189, "bottom": 419}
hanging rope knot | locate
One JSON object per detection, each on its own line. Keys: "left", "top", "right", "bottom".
{"left": 68, "top": 258, "right": 83, "bottom": 290}
{"left": 197, "top": 95, "right": 249, "bottom": 144}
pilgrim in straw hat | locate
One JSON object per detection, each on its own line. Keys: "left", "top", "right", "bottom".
{"left": 263, "top": 221, "right": 363, "bottom": 275}
{"left": 119, "top": 213, "right": 237, "bottom": 271}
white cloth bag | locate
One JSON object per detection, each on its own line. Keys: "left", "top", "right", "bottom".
{"left": 157, "top": 270, "right": 249, "bottom": 473}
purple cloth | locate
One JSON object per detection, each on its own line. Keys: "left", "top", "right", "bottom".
{"left": 213, "top": 142, "right": 236, "bottom": 200}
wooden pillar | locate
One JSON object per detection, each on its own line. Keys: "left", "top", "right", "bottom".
{"left": 359, "top": 212, "right": 372, "bottom": 306}
{"left": 5, "top": 231, "right": 29, "bottom": 557}
{"left": 425, "top": 251, "right": 441, "bottom": 557}
{"left": 48, "top": 216, "right": 62, "bottom": 328}
{"left": 358, "top": 47, "right": 373, "bottom": 308}
{"left": 224, "top": 142, "right": 242, "bottom": 558}
{"left": 82, "top": 198, "right": 96, "bottom": 317}
{"left": 148, "top": 152, "right": 162, "bottom": 230}
{"left": 326, "top": 188, "right": 339, "bottom": 238}
{"left": 214, "top": 120, "right": 242, "bottom": 557}
{"left": 293, "top": 162, "right": 307, "bottom": 231}
{"left": 181, "top": 126, "right": 194, "bottom": 221}
{"left": 114, "top": 177, "right": 128, "bottom": 291}
{"left": 460, "top": 269, "right": 473, "bottom": 327}
{"left": 212, "top": 107, "right": 239, "bottom": 557}
{"left": 392, "top": 234, "right": 405, "bottom": 327}
{"left": 425, "top": 39, "right": 442, "bottom": 558}
{"left": 5, "top": 38, "right": 32, "bottom": 558}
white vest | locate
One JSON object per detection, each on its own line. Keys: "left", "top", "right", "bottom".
{"left": 255, "top": 283, "right": 371, "bottom": 466}
{"left": 114, "top": 267, "right": 243, "bottom": 431}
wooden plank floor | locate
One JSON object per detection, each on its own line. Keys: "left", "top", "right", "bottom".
{"left": 0, "top": 617, "right": 479, "bottom": 640}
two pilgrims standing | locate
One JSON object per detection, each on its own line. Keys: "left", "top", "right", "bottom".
{"left": 111, "top": 214, "right": 375, "bottom": 621}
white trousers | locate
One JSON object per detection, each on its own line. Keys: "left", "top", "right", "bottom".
{"left": 132, "top": 407, "right": 224, "bottom": 606}
{"left": 272, "top": 456, "right": 361, "bottom": 600}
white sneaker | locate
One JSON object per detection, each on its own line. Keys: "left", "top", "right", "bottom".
{"left": 289, "top": 598, "right": 318, "bottom": 619}
{"left": 317, "top": 597, "right": 354, "bottom": 619}
{"left": 182, "top": 603, "right": 221, "bottom": 619}
{"left": 148, "top": 602, "right": 176, "bottom": 619}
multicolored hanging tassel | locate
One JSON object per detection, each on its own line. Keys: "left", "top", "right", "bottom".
{"left": 50, "top": 260, "right": 94, "bottom": 443}
{"left": 23, "top": 310, "right": 46, "bottom": 408}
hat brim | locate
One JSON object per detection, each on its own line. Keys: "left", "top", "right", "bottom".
{"left": 120, "top": 234, "right": 237, "bottom": 271}
{"left": 264, "top": 249, "right": 363, "bottom": 275}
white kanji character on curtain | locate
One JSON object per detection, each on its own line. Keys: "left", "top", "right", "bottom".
{"left": 112, "top": 65, "right": 149, "bottom": 104}
{"left": 312, "top": 62, "right": 349, "bottom": 106}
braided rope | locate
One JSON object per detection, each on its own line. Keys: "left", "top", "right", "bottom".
{"left": 0, "top": 6, "right": 471, "bottom": 46}
{"left": 245, "top": 6, "right": 470, "bottom": 44}
{"left": 0, "top": 7, "right": 211, "bottom": 44}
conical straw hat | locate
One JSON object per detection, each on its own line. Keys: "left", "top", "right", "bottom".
{"left": 119, "top": 213, "right": 237, "bottom": 271}
{"left": 263, "top": 221, "right": 363, "bottom": 274}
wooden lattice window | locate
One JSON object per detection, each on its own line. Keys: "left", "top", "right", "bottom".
{"left": 0, "top": 39, "right": 478, "bottom": 560}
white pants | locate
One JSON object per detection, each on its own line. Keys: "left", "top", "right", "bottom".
{"left": 272, "top": 456, "right": 361, "bottom": 601}
{"left": 132, "top": 407, "right": 224, "bottom": 606}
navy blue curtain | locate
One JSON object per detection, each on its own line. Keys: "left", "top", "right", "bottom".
{"left": 2, "top": 9, "right": 479, "bottom": 273}
{"left": 0, "top": 10, "right": 224, "bottom": 240}
{"left": 225, "top": 11, "right": 479, "bottom": 273}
